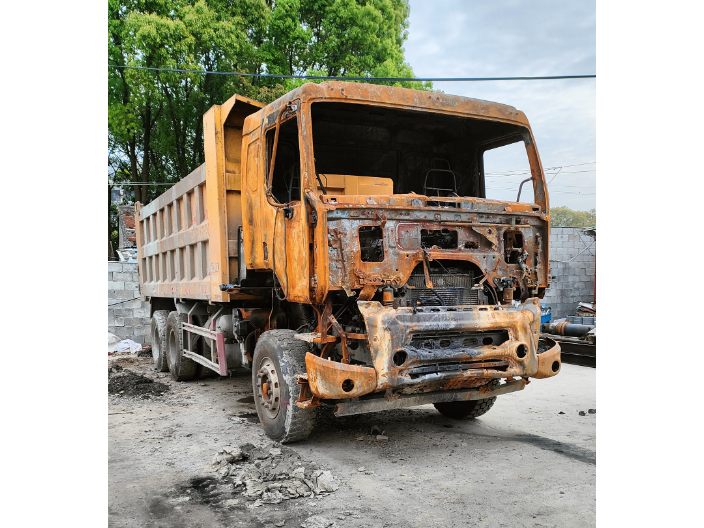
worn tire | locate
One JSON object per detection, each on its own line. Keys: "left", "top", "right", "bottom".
{"left": 433, "top": 380, "right": 499, "bottom": 420}
{"left": 251, "top": 330, "right": 316, "bottom": 443}
{"left": 165, "top": 311, "right": 201, "bottom": 381}
{"left": 150, "top": 310, "right": 170, "bottom": 372}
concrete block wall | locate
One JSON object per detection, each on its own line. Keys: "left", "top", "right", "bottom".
{"left": 541, "top": 227, "right": 596, "bottom": 319}
{"left": 108, "top": 262, "right": 151, "bottom": 345}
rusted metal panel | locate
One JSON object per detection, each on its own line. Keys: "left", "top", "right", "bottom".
{"left": 305, "top": 352, "right": 377, "bottom": 399}
{"left": 356, "top": 299, "right": 542, "bottom": 393}
{"left": 532, "top": 337, "right": 562, "bottom": 378}
{"left": 334, "top": 378, "right": 526, "bottom": 417}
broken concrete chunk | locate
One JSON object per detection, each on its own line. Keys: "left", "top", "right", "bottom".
{"left": 376, "top": 435, "right": 389, "bottom": 441}
{"left": 357, "top": 467, "right": 366, "bottom": 472}
{"left": 291, "top": 467, "right": 305, "bottom": 479}
{"left": 313, "top": 470, "right": 339, "bottom": 492}
{"left": 579, "top": 411, "right": 586, "bottom": 416}
{"left": 588, "top": 408, "right": 596, "bottom": 414}
{"left": 261, "top": 490, "right": 284, "bottom": 504}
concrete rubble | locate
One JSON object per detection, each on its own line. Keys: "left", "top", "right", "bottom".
{"left": 209, "top": 442, "right": 340, "bottom": 506}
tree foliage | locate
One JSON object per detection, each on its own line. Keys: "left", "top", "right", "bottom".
{"left": 550, "top": 206, "right": 596, "bottom": 227}
{"left": 108, "top": 0, "right": 429, "bottom": 211}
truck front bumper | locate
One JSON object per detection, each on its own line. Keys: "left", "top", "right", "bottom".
{"left": 303, "top": 298, "right": 561, "bottom": 401}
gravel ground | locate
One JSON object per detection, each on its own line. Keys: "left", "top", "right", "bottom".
{"left": 108, "top": 355, "right": 595, "bottom": 528}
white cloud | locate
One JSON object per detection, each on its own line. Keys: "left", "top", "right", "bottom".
{"left": 405, "top": 0, "right": 596, "bottom": 210}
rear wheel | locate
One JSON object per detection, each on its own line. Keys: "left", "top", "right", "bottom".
{"left": 150, "top": 310, "right": 170, "bottom": 372}
{"left": 165, "top": 311, "right": 201, "bottom": 381}
{"left": 252, "top": 330, "right": 316, "bottom": 443}
{"left": 433, "top": 380, "right": 499, "bottom": 419}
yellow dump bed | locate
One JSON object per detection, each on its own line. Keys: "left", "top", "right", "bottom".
{"left": 135, "top": 94, "right": 264, "bottom": 303}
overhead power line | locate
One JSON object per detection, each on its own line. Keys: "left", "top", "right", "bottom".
{"left": 108, "top": 64, "right": 596, "bottom": 82}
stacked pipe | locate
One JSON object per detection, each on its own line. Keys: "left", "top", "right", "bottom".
{"left": 542, "top": 319, "right": 595, "bottom": 338}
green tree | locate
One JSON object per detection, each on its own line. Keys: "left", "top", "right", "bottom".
{"left": 108, "top": 0, "right": 430, "bottom": 242}
{"left": 550, "top": 206, "right": 596, "bottom": 227}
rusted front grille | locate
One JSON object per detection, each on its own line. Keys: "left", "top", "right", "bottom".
{"left": 407, "top": 359, "right": 509, "bottom": 378}
{"left": 406, "top": 272, "right": 478, "bottom": 306}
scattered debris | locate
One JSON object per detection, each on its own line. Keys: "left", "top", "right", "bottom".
{"left": 376, "top": 435, "right": 389, "bottom": 442}
{"left": 578, "top": 411, "right": 586, "bottom": 416}
{"left": 356, "top": 436, "right": 365, "bottom": 441}
{"left": 108, "top": 368, "right": 169, "bottom": 398}
{"left": 108, "top": 332, "right": 121, "bottom": 347}
{"left": 109, "top": 339, "right": 144, "bottom": 355}
{"left": 357, "top": 467, "right": 366, "bottom": 472}
{"left": 208, "top": 443, "right": 340, "bottom": 505}
{"left": 300, "top": 515, "right": 338, "bottom": 528}
{"left": 558, "top": 411, "right": 565, "bottom": 415}
{"left": 136, "top": 345, "right": 152, "bottom": 358}
{"left": 588, "top": 408, "right": 596, "bottom": 414}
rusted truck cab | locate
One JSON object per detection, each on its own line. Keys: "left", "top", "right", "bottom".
{"left": 137, "top": 81, "right": 560, "bottom": 443}
{"left": 238, "top": 82, "right": 560, "bottom": 427}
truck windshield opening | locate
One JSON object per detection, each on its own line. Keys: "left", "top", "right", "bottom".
{"left": 310, "top": 102, "right": 538, "bottom": 201}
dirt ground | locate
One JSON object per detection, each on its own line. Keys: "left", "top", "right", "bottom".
{"left": 108, "top": 356, "right": 595, "bottom": 528}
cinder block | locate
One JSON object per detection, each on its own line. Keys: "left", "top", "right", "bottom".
{"left": 123, "top": 299, "right": 144, "bottom": 309}
{"left": 108, "top": 262, "right": 122, "bottom": 272}
{"left": 132, "top": 272, "right": 141, "bottom": 282}
{"left": 133, "top": 325, "right": 150, "bottom": 336}
{"left": 108, "top": 289, "right": 118, "bottom": 300}
{"left": 123, "top": 263, "right": 139, "bottom": 272}
{"left": 112, "top": 290, "right": 137, "bottom": 300}
{"left": 108, "top": 280, "right": 125, "bottom": 290}
{"left": 134, "top": 308, "right": 149, "bottom": 318}
{"left": 108, "top": 326, "right": 116, "bottom": 335}
{"left": 124, "top": 281, "right": 139, "bottom": 291}
{"left": 114, "top": 326, "right": 133, "bottom": 338}
{"left": 114, "top": 317, "right": 125, "bottom": 327}
{"left": 130, "top": 335, "right": 145, "bottom": 345}
{"left": 143, "top": 334, "right": 152, "bottom": 345}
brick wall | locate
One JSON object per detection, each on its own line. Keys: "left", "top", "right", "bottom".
{"left": 542, "top": 227, "right": 596, "bottom": 319}
{"left": 108, "top": 262, "right": 151, "bottom": 344}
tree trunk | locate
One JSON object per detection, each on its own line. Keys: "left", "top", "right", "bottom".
{"left": 130, "top": 137, "right": 142, "bottom": 201}
{"left": 108, "top": 184, "right": 114, "bottom": 260}
{"left": 138, "top": 102, "right": 153, "bottom": 204}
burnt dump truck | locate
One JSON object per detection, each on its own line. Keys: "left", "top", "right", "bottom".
{"left": 135, "top": 82, "right": 561, "bottom": 443}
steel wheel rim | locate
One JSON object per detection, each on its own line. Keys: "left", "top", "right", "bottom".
{"left": 256, "top": 356, "right": 281, "bottom": 420}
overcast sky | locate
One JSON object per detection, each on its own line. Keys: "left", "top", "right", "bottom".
{"left": 404, "top": 0, "right": 596, "bottom": 210}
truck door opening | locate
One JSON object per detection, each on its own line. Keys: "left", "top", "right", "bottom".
{"left": 266, "top": 116, "right": 301, "bottom": 204}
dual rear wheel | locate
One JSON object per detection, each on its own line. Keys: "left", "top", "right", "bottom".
{"left": 150, "top": 310, "right": 202, "bottom": 381}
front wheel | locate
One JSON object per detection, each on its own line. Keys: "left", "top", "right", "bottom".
{"left": 251, "top": 330, "right": 316, "bottom": 443}
{"left": 433, "top": 380, "right": 499, "bottom": 419}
